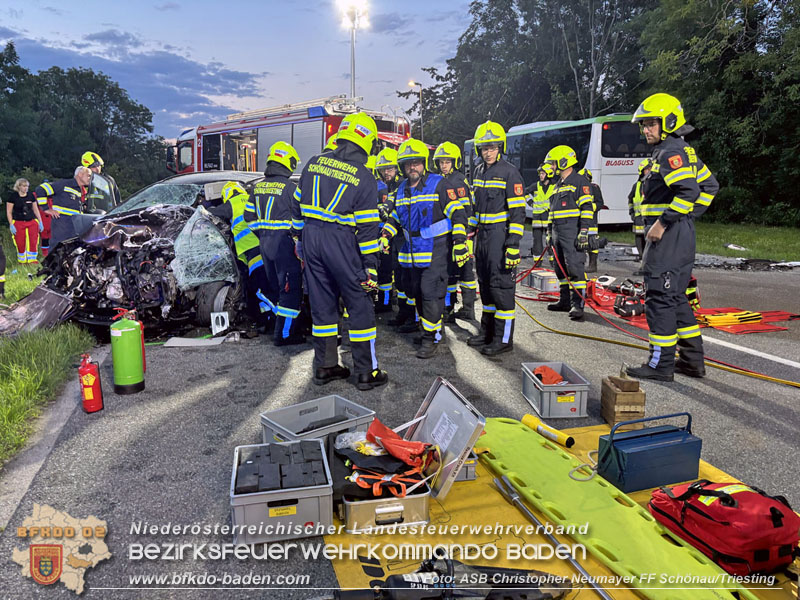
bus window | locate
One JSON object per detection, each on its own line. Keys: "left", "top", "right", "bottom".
{"left": 202, "top": 134, "right": 221, "bottom": 171}
{"left": 601, "top": 122, "right": 650, "bottom": 158}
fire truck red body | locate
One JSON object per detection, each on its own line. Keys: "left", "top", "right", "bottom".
{"left": 167, "top": 95, "right": 410, "bottom": 175}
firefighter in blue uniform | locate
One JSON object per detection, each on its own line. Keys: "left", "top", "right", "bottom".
{"left": 375, "top": 148, "right": 400, "bottom": 314}
{"left": 380, "top": 139, "right": 469, "bottom": 359}
{"left": 578, "top": 168, "right": 604, "bottom": 273}
{"left": 36, "top": 166, "right": 94, "bottom": 251}
{"left": 466, "top": 121, "right": 526, "bottom": 356}
{"left": 627, "top": 93, "right": 719, "bottom": 381}
{"left": 544, "top": 146, "right": 595, "bottom": 321}
{"left": 525, "top": 164, "right": 555, "bottom": 257}
{"left": 434, "top": 142, "right": 477, "bottom": 322}
{"left": 292, "top": 112, "right": 388, "bottom": 390}
{"left": 244, "top": 141, "right": 305, "bottom": 345}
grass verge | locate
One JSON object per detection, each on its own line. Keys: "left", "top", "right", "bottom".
{"left": 1, "top": 226, "right": 44, "bottom": 303}
{"left": 602, "top": 222, "right": 800, "bottom": 262}
{"left": 0, "top": 324, "right": 95, "bottom": 463}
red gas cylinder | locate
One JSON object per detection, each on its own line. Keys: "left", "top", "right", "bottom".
{"left": 78, "top": 354, "right": 104, "bottom": 413}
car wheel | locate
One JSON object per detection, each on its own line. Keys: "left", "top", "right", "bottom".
{"left": 195, "top": 281, "right": 241, "bottom": 325}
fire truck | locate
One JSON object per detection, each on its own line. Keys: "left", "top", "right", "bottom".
{"left": 166, "top": 95, "right": 410, "bottom": 175}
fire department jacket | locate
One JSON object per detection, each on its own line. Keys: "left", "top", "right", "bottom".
{"left": 628, "top": 179, "right": 644, "bottom": 220}
{"left": 642, "top": 135, "right": 719, "bottom": 227}
{"left": 207, "top": 190, "right": 260, "bottom": 262}
{"left": 549, "top": 170, "right": 595, "bottom": 234}
{"left": 292, "top": 143, "right": 381, "bottom": 271}
{"left": 444, "top": 170, "right": 474, "bottom": 221}
{"left": 525, "top": 180, "right": 553, "bottom": 227}
{"left": 469, "top": 158, "right": 526, "bottom": 248}
{"left": 245, "top": 163, "right": 297, "bottom": 237}
{"left": 35, "top": 178, "right": 85, "bottom": 217}
{"left": 383, "top": 172, "right": 467, "bottom": 268}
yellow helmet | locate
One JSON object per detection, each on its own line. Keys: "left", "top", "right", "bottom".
{"left": 544, "top": 145, "right": 578, "bottom": 171}
{"left": 221, "top": 181, "right": 247, "bottom": 203}
{"left": 81, "top": 151, "right": 104, "bottom": 169}
{"left": 538, "top": 163, "right": 555, "bottom": 178}
{"left": 632, "top": 93, "right": 686, "bottom": 140}
{"left": 433, "top": 141, "right": 462, "bottom": 171}
{"left": 578, "top": 167, "right": 593, "bottom": 182}
{"left": 375, "top": 148, "right": 398, "bottom": 171}
{"left": 267, "top": 141, "right": 300, "bottom": 173}
{"left": 324, "top": 133, "right": 338, "bottom": 151}
{"left": 473, "top": 121, "right": 506, "bottom": 154}
{"left": 336, "top": 112, "right": 379, "bottom": 156}
{"left": 638, "top": 158, "right": 653, "bottom": 174}
{"left": 396, "top": 138, "right": 429, "bottom": 170}
{"left": 366, "top": 155, "right": 378, "bottom": 177}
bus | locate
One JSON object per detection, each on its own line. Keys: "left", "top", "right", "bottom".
{"left": 167, "top": 95, "right": 410, "bottom": 176}
{"left": 464, "top": 114, "right": 650, "bottom": 225}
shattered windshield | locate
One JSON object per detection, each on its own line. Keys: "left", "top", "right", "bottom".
{"left": 107, "top": 182, "right": 202, "bottom": 215}
{"left": 170, "top": 208, "right": 238, "bottom": 290}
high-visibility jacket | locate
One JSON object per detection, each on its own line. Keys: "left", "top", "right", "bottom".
{"left": 385, "top": 172, "right": 467, "bottom": 268}
{"left": 469, "top": 157, "right": 526, "bottom": 246}
{"left": 35, "top": 178, "right": 85, "bottom": 217}
{"left": 628, "top": 179, "right": 644, "bottom": 219}
{"left": 549, "top": 171, "right": 595, "bottom": 233}
{"left": 526, "top": 181, "right": 553, "bottom": 228}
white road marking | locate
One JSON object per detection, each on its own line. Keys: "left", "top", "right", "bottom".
{"left": 704, "top": 336, "right": 800, "bottom": 370}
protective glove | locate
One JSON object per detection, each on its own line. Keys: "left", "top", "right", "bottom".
{"left": 361, "top": 268, "right": 379, "bottom": 293}
{"left": 525, "top": 194, "right": 535, "bottom": 207}
{"left": 504, "top": 247, "right": 520, "bottom": 269}
{"left": 634, "top": 215, "right": 644, "bottom": 227}
{"left": 378, "top": 203, "right": 391, "bottom": 222}
{"left": 466, "top": 238, "right": 474, "bottom": 255}
{"left": 294, "top": 238, "right": 303, "bottom": 261}
{"left": 576, "top": 229, "right": 589, "bottom": 251}
{"left": 545, "top": 230, "right": 552, "bottom": 248}
{"left": 38, "top": 221, "right": 44, "bottom": 232}
{"left": 452, "top": 243, "right": 470, "bottom": 268}
{"left": 378, "top": 235, "right": 391, "bottom": 254}
{"left": 9, "top": 223, "right": 16, "bottom": 235}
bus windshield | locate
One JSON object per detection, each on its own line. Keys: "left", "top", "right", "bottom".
{"left": 601, "top": 122, "right": 650, "bottom": 158}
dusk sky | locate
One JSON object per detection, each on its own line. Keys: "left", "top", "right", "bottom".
{"left": 0, "top": 0, "right": 471, "bottom": 139}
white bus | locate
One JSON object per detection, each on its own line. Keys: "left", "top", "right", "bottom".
{"left": 464, "top": 114, "right": 650, "bottom": 225}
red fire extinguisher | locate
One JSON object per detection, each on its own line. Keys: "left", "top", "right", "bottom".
{"left": 114, "top": 308, "right": 146, "bottom": 372}
{"left": 79, "top": 354, "right": 104, "bottom": 413}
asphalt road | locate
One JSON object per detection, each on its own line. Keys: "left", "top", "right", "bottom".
{"left": 1, "top": 243, "right": 798, "bottom": 599}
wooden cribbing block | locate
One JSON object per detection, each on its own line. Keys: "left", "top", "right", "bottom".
{"left": 601, "top": 377, "right": 646, "bottom": 430}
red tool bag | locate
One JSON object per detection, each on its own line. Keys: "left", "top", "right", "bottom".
{"left": 649, "top": 480, "right": 800, "bottom": 576}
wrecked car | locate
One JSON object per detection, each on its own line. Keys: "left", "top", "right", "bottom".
{"left": 26, "top": 172, "right": 261, "bottom": 332}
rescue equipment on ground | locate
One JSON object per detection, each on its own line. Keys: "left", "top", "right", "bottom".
{"left": 110, "top": 312, "right": 145, "bottom": 395}
{"left": 649, "top": 480, "right": 800, "bottom": 576}
{"left": 366, "top": 418, "right": 436, "bottom": 470}
{"left": 597, "top": 413, "right": 702, "bottom": 493}
{"left": 696, "top": 310, "right": 763, "bottom": 327}
{"left": 521, "top": 414, "right": 575, "bottom": 448}
{"left": 318, "top": 557, "right": 572, "bottom": 599}
{"left": 78, "top": 354, "right": 103, "bottom": 413}
{"left": 609, "top": 278, "right": 646, "bottom": 317}
{"left": 533, "top": 365, "right": 564, "bottom": 385}
{"left": 479, "top": 418, "right": 756, "bottom": 600}
{"left": 114, "top": 308, "right": 145, "bottom": 373}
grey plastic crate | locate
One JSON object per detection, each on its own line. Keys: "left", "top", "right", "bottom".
{"left": 230, "top": 442, "right": 333, "bottom": 544}
{"left": 521, "top": 362, "right": 590, "bottom": 418}
{"left": 260, "top": 395, "right": 375, "bottom": 447}
{"left": 525, "top": 269, "right": 559, "bottom": 292}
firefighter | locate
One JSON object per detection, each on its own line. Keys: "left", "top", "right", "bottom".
{"left": 380, "top": 139, "right": 468, "bottom": 359}
{"left": 375, "top": 148, "right": 401, "bottom": 314}
{"left": 245, "top": 141, "right": 305, "bottom": 345}
{"left": 544, "top": 146, "right": 595, "bottom": 321}
{"left": 433, "top": 141, "right": 477, "bottom": 322}
{"left": 36, "top": 166, "right": 94, "bottom": 252}
{"left": 82, "top": 151, "right": 121, "bottom": 213}
{"left": 525, "top": 164, "right": 555, "bottom": 258}
{"left": 578, "top": 168, "right": 604, "bottom": 273}
{"left": 628, "top": 158, "right": 652, "bottom": 273}
{"left": 208, "top": 181, "right": 271, "bottom": 329}
{"left": 466, "top": 121, "right": 526, "bottom": 356}
{"left": 292, "top": 112, "right": 388, "bottom": 390}
{"left": 627, "top": 93, "right": 719, "bottom": 381}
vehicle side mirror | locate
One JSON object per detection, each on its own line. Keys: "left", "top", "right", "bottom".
{"left": 166, "top": 146, "right": 177, "bottom": 173}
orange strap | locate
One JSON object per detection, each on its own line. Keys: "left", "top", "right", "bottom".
{"left": 348, "top": 467, "right": 422, "bottom": 498}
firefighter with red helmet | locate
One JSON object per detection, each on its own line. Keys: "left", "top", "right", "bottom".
{"left": 626, "top": 93, "right": 719, "bottom": 381}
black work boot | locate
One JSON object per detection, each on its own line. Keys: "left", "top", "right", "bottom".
{"left": 398, "top": 319, "right": 419, "bottom": 334}
{"left": 416, "top": 336, "right": 439, "bottom": 359}
{"left": 443, "top": 307, "right": 456, "bottom": 324}
{"left": 467, "top": 312, "right": 495, "bottom": 347}
{"left": 675, "top": 359, "right": 706, "bottom": 378}
{"left": 356, "top": 369, "right": 389, "bottom": 391}
{"left": 313, "top": 364, "right": 351, "bottom": 386}
{"left": 548, "top": 286, "right": 570, "bottom": 312}
{"left": 481, "top": 318, "right": 513, "bottom": 356}
{"left": 388, "top": 301, "right": 412, "bottom": 327}
{"left": 454, "top": 288, "right": 476, "bottom": 320}
{"left": 626, "top": 364, "right": 674, "bottom": 382}
{"left": 586, "top": 252, "right": 598, "bottom": 273}
{"left": 569, "top": 289, "right": 585, "bottom": 321}
{"left": 273, "top": 315, "right": 305, "bottom": 346}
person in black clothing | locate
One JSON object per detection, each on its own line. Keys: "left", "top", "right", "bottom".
{"left": 6, "top": 178, "right": 44, "bottom": 264}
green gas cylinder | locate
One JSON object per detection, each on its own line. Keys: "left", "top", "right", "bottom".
{"left": 110, "top": 315, "right": 145, "bottom": 394}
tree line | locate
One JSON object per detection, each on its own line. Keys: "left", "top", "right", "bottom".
{"left": 399, "top": 0, "right": 799, "bottom": 227}
{"left": 0, "top": 41, "right": 167, "bottom": 204}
